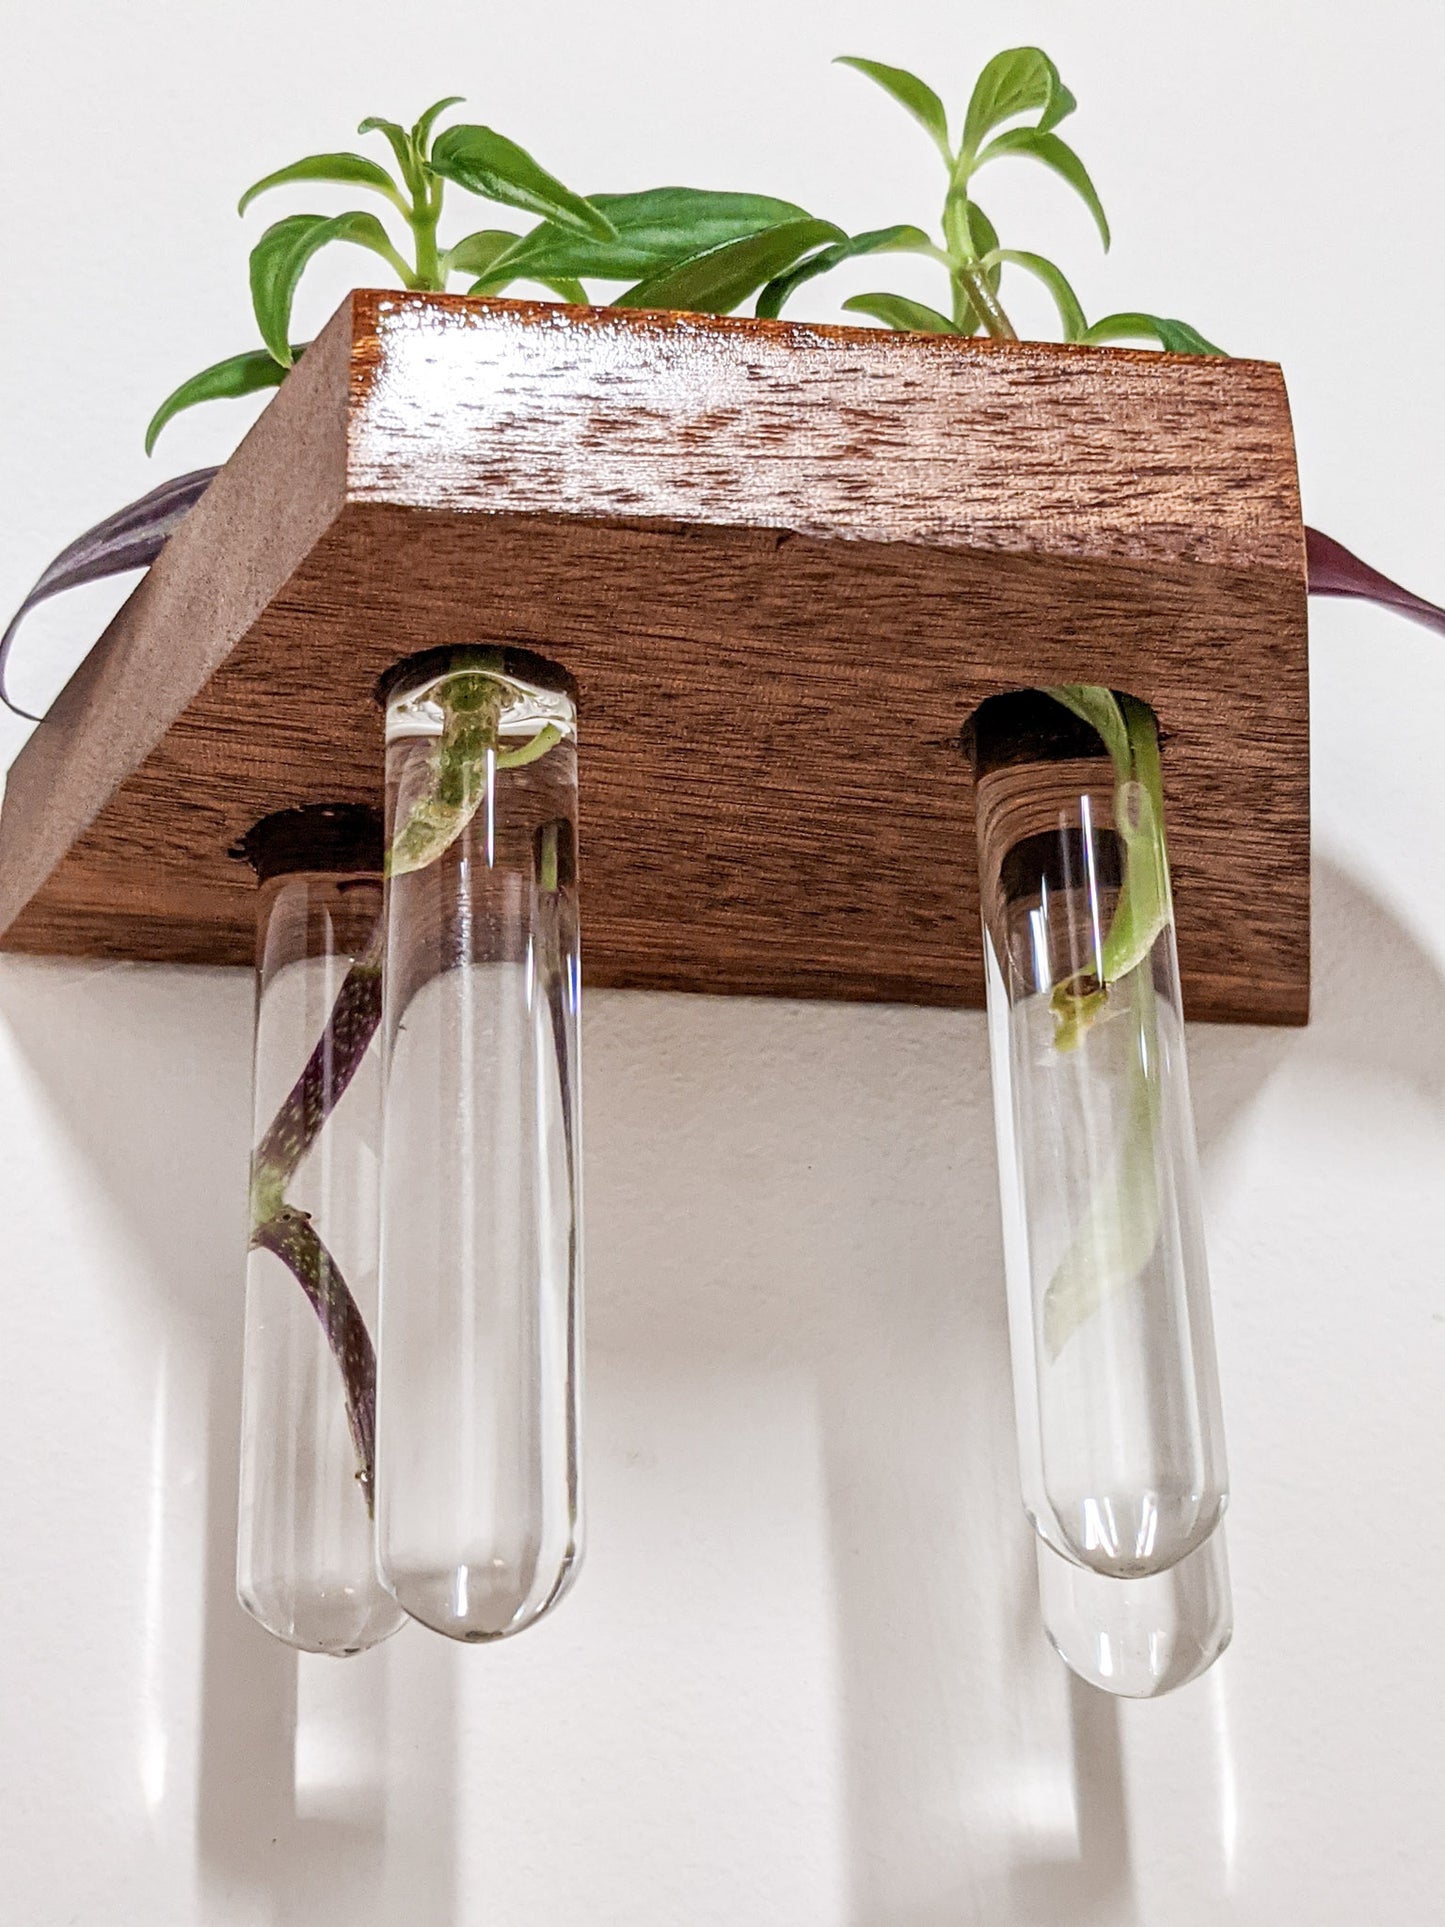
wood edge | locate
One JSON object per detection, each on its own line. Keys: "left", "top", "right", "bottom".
{"left": 348, "top": 286, "right": 1290, "bottom": 380}
{"left": 0, "top": 299, "right": 358, "bottom": 940}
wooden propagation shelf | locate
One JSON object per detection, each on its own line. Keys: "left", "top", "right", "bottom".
{"left": 0, "top": 290, "right": 1309, "bottom": 1023}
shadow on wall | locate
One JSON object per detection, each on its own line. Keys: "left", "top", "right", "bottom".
{"left": 0, "top": 854, "right": 1439, "bottom": 1925}
{"left": 0, "top": 957, "right": 460, "bottom": 1927}
{"left": 584, "top": 852, "right": 1445, "bottom": 1927}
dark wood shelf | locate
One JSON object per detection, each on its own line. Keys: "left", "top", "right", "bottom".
{"left": 0, "top": 290, "right": 1309, "bottom": 1023}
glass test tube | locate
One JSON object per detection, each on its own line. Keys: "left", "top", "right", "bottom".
{"left": 971, "top": 689, "right": 1228, "bottom": 1581}
{"left": 375, "top": 646, "right": 583, "bottom": 1642}
{"left": 236, "top": 805, "right": 403, "bottom": 1656}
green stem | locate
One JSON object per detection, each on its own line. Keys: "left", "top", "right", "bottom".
{"left": 941, "top": 175, "right": 1017, "bottom": 341}
{"left": 957, "top": 263, "right": 1018, "bottom": 340}
{"left": 409, "top": 171, "right": 445, "bottom": 290}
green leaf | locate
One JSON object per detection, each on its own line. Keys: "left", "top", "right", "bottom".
{"left": 411, "top": 95, "right": 463, "bottom": 160}
{"left": 484, "top": 187, "right": 813, "bottom": 283}
{"left": 443, "top": 228, "right": 521, "bottom": 279}
{"left": 973, "top": 127, "right": 1110, "bottom": 248}
{"left": 1081, "top": 312, "right": 1227, "bottom": 355}
{"left": 145, "top": 345, "right": 304, "bottom": 454}
{"left": 358, "top": 116, "right": 423, "bottom": 198}
{"left": 834, "top": 56, "right": 951, "bottom": 162}
{"left": 250, "top": 212, "right": 404, "bottom": 365}
{"left": 429, "top": 124, "right": 616, "bottom": 239}
{"left": 986, "top": 249, "right": 1087, "bottom": 341}
{"left": 755, "top": 223, "right": 931, "bottom": 319}
{"left": 238, "top": 152, "right": 404, "bottom": 216}
{"left": 841, "top": 292, "right": 962, "bottom": 334}
{"left": 962, "top": 46, "right": 1076, "bottom": 158}
{"left": 614, "top": 218, "right": 845, "bottom": 315}
{"left": 473, "top": 274, "right": 588, "bottom": 304}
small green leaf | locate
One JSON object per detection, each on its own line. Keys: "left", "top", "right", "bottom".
{"left": 841, "top": 292, "right": 962, "bottom": 334}
{"left": 834, "top": 56, "right": 951, "bottom": 163}
{"left": 358, "top": 116, "right": 423, "bottom": 197}
{"left": 429, "top": 124, "right": 616, "bottom": 239}
{"left": 961, "top": 47, "right": 1076, "bottom": 159}
{"left": 145, "top": 345, "right": 304, "bottom": 454}
{"left": 1081, "top": 312, "right": 1227, "bottom": 355}
{"left": 973, "top": 127, "right": 1110, "bottom": 249}
{"left": 238, "top": 152, "right": 404, "bottom": 216}
{"left": 484, "top": 187, "right": 812, "bottom": 283}
{"left": 614, "top": 218, "right": 846, "bottom": 315}
{"left": 411, "top": 95, "right": 464, "bottom": 160}
{"left": 986, "top": 249, "right": 1087, "bottom": 341}
{"left": 756, "top": 223, "right": 931, "bottom": 318}
{"left": 250, "top": 212, "right": 405, "bottom": 365}
{"left": 443, "top": 228, "right": 521, "bottom": 279}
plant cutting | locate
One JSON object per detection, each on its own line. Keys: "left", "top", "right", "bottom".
{"left": 373, "top": 647, "right": 581, "bottom": 1641}
{"left": 145, "top": 96, "right": 843, "bottom": 451}
{"left": 759, "top": 49, "right": 1221, "bottom": 353}
{"left": 970, "top": 686, "right": 1227, "bottom": 1583}
{"left": 1, "top": 38, "right": 1441, "bottom": 1684}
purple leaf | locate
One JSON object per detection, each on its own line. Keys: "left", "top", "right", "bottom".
{"left": 0, "top": 467, "right": 219, "bottom": 720}
{"left": 1305, "top": 526, "right": 1445, "bottom": 637}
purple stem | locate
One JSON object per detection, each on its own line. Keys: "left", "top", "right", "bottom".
{"left": 1305, "top": 526, "right": 1445, "bottom": 637}
{"left": 0, "top": 468, "right": 219, "bottom": 719}
{"left": 251, "top": 1206, "right": 378, "bottom": 1509}
{"left": 250, "top": 915, "right": 385, "bottom": 1504}
{"left": 252, "top": 918, "right": 384, "bottom": 1191}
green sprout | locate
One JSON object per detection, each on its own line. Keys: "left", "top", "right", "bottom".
{"left": 144, "top": 49, "right": 1228, "bottom": 453}
{"left": 1035, "top": 687, "right": 1174, "bottom": 1355}
{"left": 145, "top": 97, "right": 843, "bottom": 452}
{"left": 758, "top": 47, "right": 1223, "bottom": 354}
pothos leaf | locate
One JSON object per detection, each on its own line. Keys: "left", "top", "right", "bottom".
{"left": 973, "top": 127, "right": 1110, "bottom": 249}
{"left": 250, "top": 213, "right": 403, "bottom": 365}
{"left": 145, "top": 345, "right": 305, "bottom": 454}
{"left": 485, "top": 187, "right": 813, "bottom": 283}
{"left": 755, "top": 223, "right": 931, "bottom": 319}
{"left": 834, "top": 56, "right": 952, "bottom": 163}
{"left": 614, "top": 218, "right": 845, "bottom": 315}
{"left": 986, "top": 249, "right": 1087, "bottom": 341}
{"left": 429, "top": 124, "right": 616, "bottom": 239}
{"left": 1082, "top": 312, "right": 1227, "bottom": 355}
{"left": 238, "top": 152, "right": 404, "bottom": 216}
{"left": 841, "top": 292, "right": 962, "bottom": 334}
{"left": 961, "top": 47, "right": 1076, "bottom": 159}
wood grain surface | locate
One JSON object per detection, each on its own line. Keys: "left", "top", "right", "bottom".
{"left": 0, "top": 290, "right": 1309, "bottom": 1023}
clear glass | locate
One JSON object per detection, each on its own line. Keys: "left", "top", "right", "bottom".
{"left": 1037, "top": 1526, "right": 1233, "bottom": 1698}
{"left": 237, "top": 859, "right": 404, "bottom": 1656}
{"left": 377, "top": 648, "right": 582, "bottom": 1642}
{"left": 974, "top": 690, "right": 1227, "bottom": 1580}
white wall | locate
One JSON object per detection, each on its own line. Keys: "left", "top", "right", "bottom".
{"left": 2, "top": 2, "right": 1443, "bottom": 1921}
